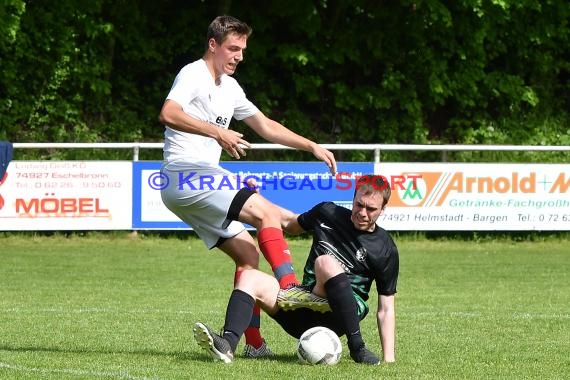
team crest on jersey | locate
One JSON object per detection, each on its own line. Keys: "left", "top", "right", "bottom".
{"left": 355, "top": 247, "right": 367, "bottom": 262}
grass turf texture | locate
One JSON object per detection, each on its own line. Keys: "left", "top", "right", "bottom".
{"left": 0, "top": 234, "right": 568, "bottom": 379}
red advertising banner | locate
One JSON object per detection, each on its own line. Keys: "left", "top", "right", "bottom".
{"left": 0, "top": 161, "right": 132, "bottom": 230}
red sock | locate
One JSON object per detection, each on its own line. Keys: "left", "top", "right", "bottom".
{"left": 258, "top": 227, "right": 299, "bottom": 288}
{"left": 235, "top": 269, "right": 264, "bottom": 348}
{"left": 244, "top": 306, "right": 263, "bottom": 348}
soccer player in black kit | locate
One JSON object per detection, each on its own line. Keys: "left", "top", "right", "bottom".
{"left": 193, "top": 175, "right": 399, "bottom": 365}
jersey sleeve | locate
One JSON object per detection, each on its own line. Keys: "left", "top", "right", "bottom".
{"left": 231, "top": 81, "right": 259, "bottom": 120}
{"left": 166, "top": 66, "right": 200, "bottom": 108}
{"left": 375, "top": 244, "right": 399, "bottom": 296}
{"left": 296, "top": 202, "right": 329, "bottom": 231}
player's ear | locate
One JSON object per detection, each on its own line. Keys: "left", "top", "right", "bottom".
{"left": 208, "top": 38, "right": 216, "bottom": 52}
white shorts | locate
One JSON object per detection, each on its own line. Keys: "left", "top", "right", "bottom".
{"left": 160, "top": 161, "right": 253, "bottom": 249}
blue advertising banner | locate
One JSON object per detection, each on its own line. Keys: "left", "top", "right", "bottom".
{"left": 132, "top": 161, "right": 373, "bottom": 229}
{"left": 132, "top": 161, "right": 187, "bottom": 229}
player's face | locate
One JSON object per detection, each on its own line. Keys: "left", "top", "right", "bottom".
{"left": 211, "top": 33, "right": 247, "bottom": 76}
{"left": 350, "top": 190, "right": 385, "bottom": 232}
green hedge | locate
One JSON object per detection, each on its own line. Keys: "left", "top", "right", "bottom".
{"left": 1, "top": 0, "right": 568, "bottom": 162}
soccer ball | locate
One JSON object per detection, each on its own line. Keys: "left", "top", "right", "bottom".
{"left": 297, "top": 326, "right": 342, "bottom": 365}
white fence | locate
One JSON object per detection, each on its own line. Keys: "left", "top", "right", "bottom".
{"left": 12, "top": 142, "right": 570, "bottom": 162}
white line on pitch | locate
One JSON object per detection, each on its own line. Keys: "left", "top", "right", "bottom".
{"left": 0, "top": 362, "right": 160, "bottom": 380}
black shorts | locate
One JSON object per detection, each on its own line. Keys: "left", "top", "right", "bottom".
{"left": 271, "top": 308, "right": 344, "bottom": 339}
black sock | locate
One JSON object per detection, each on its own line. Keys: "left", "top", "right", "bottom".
{"left": 221, "top": 289, "right": 255, "bottom": 352}
{"left": 324, "top": 273, "right": 365, "bottom": 352}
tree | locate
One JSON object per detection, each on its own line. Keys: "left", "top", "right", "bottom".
{"left": 1, "top": 0, "right": 568, "bottom": 162}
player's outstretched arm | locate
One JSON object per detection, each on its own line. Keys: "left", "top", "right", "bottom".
{"left": 279, "top": 206, "right": 304, "bottom": 235}
{"left": 377, "top": 294, "right": 396, "bottom": 363}
{"left": 243, "top": 112, "right": 337, "bottom": 175}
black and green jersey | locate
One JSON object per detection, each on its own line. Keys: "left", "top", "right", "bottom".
{"left": 297, "top": 201, "right": 399, "bottom": 319}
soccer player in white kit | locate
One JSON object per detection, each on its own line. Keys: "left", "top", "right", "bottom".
{"left": 158, "top": 15, "right": 337, "bottom": 357}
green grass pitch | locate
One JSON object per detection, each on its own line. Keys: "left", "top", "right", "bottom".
{"left": 0, "top": 234, "right": 568, "bottom": 379}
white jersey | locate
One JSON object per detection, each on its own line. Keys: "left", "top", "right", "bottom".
{"left": 163, "top": 59, "right": 259, "bottom": 167}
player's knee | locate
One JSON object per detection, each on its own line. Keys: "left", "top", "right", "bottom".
{"left": 235, "top": 268, "right": 258, "bottom": 288}
{"left": 236, "top": 269, "right": 275, "bottom": 299}
{"left": 315, "top": 255, "right": 343, "bottom": 276}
